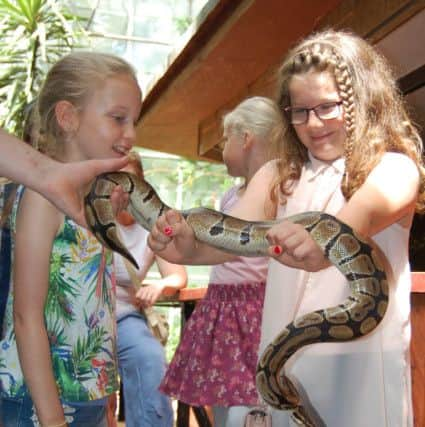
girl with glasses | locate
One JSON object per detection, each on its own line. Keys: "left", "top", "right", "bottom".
{"left": 148, "top": 29, "right": 425, "bottom": 426}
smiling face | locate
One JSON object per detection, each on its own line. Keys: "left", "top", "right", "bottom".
{"left": 289, "top": 70, "right": 346, "bottom": 162}
{"left": 65, "top": 73, "right": 142, "bottom": 161}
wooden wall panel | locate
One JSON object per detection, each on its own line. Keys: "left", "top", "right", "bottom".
{"left": 198, "top": 0, "right": 425, "bottom": 160}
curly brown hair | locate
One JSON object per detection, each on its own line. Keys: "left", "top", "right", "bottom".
{"left": 271, "top": 29, "right": 425, "bottom": 213}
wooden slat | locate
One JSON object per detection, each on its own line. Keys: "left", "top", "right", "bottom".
{"left": 411, "top": 291, "right": 425, "bottom": 426}
{"left": 178, "top": 286, "right": 208, "bottom": 302}
{"left": 412, "top": 271, "right": 425, "bottom": 292}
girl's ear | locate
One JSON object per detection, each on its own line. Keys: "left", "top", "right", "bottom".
{"left": 55, "top": 100, "right": 79, "bottom": 133}
{"left": 243, "top": 131, "right": 254, "bottom": 149}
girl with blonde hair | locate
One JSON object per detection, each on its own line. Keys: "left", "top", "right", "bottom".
{"left": 159, "top": 96, "right": 284, "bottom": 426}
{"left": 0, "top": 51, "right": 142, "bottom": 427}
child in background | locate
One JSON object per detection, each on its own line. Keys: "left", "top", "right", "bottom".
{"left": 159, "top": 96, "right": 284, "bottom": 426}
{"left": 148, "top": 30, "right": 425, "bottom": 426}
{"left": 112, "top": 152, "right": 187, "bottom": 427}
{"left": 0, "top": 52, "right": 142, "bottom": 426}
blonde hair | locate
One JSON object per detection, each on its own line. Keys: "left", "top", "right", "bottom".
{"left": 224, "top": 95, "right": 282, "bottom": 136}
{"left": 34, "top": 51, "right": 140, "bottom": 156}
{"left": 272, "top": 29, "right": 425, "bottom": 213}
{"left": 222, "top": 96, "right": 284, "bottom": 166}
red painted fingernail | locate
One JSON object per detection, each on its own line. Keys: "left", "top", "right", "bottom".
{"left": 273, "top": 245, "right": 282, "bottom": 255}
{"left": 164, "top": 226, "right": 173, "bottom": 236}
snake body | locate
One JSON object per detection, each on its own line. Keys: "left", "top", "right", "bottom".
{"left": 85, "top": 171, "right": 389, "bottom": 426}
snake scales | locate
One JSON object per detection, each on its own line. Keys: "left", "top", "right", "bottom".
{"left": 85, "top": 171, "right": 389, "bottom": 426}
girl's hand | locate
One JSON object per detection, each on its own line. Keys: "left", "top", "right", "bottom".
{"left": 136, "top": 283, "right": 165, "bottom": 308}
{"left": 266, "top": 220, "right": 329, "bottom": 272}
{"left": 148, "top": 209, "right": 197, "bottom": 263}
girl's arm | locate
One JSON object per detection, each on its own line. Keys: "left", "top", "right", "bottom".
{"left": 0, "top": 128, "right": 129, "bottom": 227}
{"left": 13, "top": 188, "right": 66, "bottom": 426}
{"left": 268, "top": 153, "right": 420, "bottom": 270}
{"left": 337, "top": 153, "right": 418, "bottom": 234}
{"left": 135, "top": 248, "right": 188, "bottom": 307}
{"left": 148, "top": 160, "right": 277, "bottom": 264}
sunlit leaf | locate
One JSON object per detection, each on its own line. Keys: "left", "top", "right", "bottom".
{"left": 0, "top": 0, "right": 88, "bottom": 136}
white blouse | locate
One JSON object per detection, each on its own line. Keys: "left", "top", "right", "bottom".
{"left": 260, "top": 153, "right": 413, "bottom": 426}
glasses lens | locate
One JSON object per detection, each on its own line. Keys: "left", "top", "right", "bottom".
{"left": 289, "top": 108, "right": 307, "bottom": 124}
{"left": 316, "top": 102, "right": 341, "bottom": 120}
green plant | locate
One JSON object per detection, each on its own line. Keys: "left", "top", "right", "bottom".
{"left": 0, "top": 0, "right": 88, "bottom": 137}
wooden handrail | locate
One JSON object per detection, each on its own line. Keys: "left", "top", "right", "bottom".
{"left": 411, "top": 272, "right": 425, "bottom": 293}
{"left": 172, "top": 272, "right": 425, "bottom": 301}
{"left": 178, "top": 287, "right": 208, "bottom": 301}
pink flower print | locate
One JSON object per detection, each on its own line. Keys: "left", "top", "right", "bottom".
{"left": 217, "top": 385, "right": 226, "bottom": 399}
{"left": 92, "top": 358, "right": 107, "bottom": 368}
{"left": 211, "top": 355, "right": 221, "bottom": 367}
{"left": 230, "top": 347, "right": 242, "bottom": 360}
{"left": 229, "top": 376, "right": 242, "bottom": 387}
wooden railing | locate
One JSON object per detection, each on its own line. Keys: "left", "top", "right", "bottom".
{"left": 410, "top": 272, "right": 425, "bottom": 427}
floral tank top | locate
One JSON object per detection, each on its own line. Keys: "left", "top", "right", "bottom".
{"left": 0, "top": 188, "right": 118, "bottom": 401}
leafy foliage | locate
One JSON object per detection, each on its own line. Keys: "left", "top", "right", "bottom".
{"left": 0, "top": 0, "right": 89, "bottom": 136}
{"left": 71, "top": 325, "right": 108, "bottom": 379}
{"left": 48, "top": 251, "right": 79, "bottom": 322}
{"left": 142, "top": 155, "right": 235, "bottom": 210}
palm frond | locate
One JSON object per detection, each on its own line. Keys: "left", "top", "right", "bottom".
{"left": 0, "top": 0, "right": 89, "bottom": 136}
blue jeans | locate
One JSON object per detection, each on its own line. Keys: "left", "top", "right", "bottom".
{"left": 0, "top": 393, "right": 108, "bottom": 426}
{"left": 117, "top": 312, "right": 173, "bottom": 427}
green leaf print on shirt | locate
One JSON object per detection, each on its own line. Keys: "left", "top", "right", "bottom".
{"left": 47, "top": 251, "right": 79, "bottom": 322}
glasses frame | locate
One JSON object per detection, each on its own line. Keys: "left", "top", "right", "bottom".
{"left": 284, "top": 101, "right": 343, "bottom": 125}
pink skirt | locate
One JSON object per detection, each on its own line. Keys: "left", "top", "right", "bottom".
{"left": 160, "top": 282, "right": 265, "bottom": 407}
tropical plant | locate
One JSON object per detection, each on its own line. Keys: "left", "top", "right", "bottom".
{"left": 0, "top": 0, "right": 89, "bottom": 137}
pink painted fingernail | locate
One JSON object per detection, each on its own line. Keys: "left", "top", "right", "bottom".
{"left": 273, "top": 245, "right": 282, "bottom": 255}
{"left": 164, "top": 226, "right": 173, "bottom": 236}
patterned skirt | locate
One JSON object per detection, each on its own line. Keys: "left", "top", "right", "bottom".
{"left": 160, "top": 282, "right": 265, "bottom": 407}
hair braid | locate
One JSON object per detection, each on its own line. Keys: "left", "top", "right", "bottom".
{"left": 274, "top": 30, "right": 425, "bottom": 212}
{"left": 329, "top": 50, "right": 356, "bottom": 194}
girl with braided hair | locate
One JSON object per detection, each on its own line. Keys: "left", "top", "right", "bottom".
{"left": 148, "top": 29, "right": 424, "bottom": 426}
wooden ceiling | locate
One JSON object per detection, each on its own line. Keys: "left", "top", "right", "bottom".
{"left": 135, "top": 0, "right": 425, "bottom": 162}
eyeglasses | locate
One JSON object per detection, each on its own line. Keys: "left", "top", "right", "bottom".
{"left": 284, "top": 101, "right": 343, "bottom": 125}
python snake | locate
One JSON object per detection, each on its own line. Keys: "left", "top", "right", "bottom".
{"left": 85, "top": 171, "right": 389, "bottom": 426}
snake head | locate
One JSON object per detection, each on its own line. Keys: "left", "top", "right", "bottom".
{"left": 84, "top": 172, "right": 139, "bottom": 269}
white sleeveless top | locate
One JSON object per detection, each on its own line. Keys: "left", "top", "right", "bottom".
{"left": 260, "top": 153, "right": 413, "bottom": 426}
{"left": 114, "top": 223, "right": 150, "bottom": 319}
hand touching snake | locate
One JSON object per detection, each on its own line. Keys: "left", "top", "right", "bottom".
{"left": 85, "top": 172, "right": 389, "bottom": 426}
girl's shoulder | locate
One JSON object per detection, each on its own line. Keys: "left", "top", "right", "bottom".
{"left": 371, "top": 152, "right": 419, "bottom": 183}
{"left": 381, "top": 151, "right": 418, "bottom": 166}
{"left": 16, "top": 186, "right": 63, "bottom": 234}
{"left": 251, "top": 159, "right": 279, "bottom": 185}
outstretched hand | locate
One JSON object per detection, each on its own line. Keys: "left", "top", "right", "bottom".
{"left": 266, "top": 220, "right": 329, "bottom": 272}
{"left": 44, "top": 157, "right": 130, "bottom": 227}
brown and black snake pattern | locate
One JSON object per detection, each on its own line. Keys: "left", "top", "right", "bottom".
{"left": 84, "top": 172, "right": 389, "bottom": 426}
